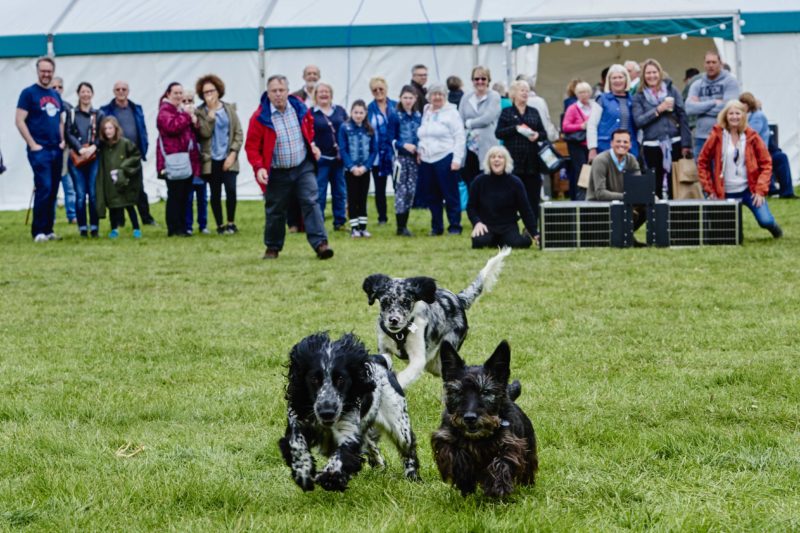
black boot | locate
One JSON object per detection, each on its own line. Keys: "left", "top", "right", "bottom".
{"left": 396, "top": 212, "right": 412, "bottom": 236}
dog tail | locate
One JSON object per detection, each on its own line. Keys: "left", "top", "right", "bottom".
{"left": 457, "top": 246, "right": 511, "bottom": 309}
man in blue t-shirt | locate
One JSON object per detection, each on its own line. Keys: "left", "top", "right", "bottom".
{"left": 15, "top": 57, "right": 65, "bottom": 241}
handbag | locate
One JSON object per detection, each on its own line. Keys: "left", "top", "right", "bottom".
{"left": 69, "top": 112, "right": 97, "bottom": 168}
{"left": 158, "top": 136, "right": 194, "bottom": 180}
{"left": 538, "top": 141, "right": 566, "bottom": 173}
{"left": 671, "top": 158, "right": 703, "bottom": 199}
{"left": 577, "top": 163, "right": 592, "bottom": 189}
{"left": 563, "top": 130, "right": 587, "bottom": 143}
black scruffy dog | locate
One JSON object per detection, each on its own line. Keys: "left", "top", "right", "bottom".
{"left": 278, "top": 332, "right": 420, "bottom": 492}
{"left": 431, "top": 340, "right": 538, "bottom": 498}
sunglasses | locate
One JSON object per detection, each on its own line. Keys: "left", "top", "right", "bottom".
{"left": 733, "top": 147, "right": 740, "bottom": 165}
{"left": 114, "top": 88, "right": 128, "bottom": 92}
{"left": 182, "top": 99, "right": 193, "bottom": 104}
{"left": 371, "top": 87, "right": 386, "bottom": 93}
{"left": 473, "top": 77, "right": 488, "bottom": 82}
{"left": 52, "top": 85, "right": 63, "bottom": 89}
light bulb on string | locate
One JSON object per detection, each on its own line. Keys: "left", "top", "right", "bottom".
{"left": 642, "top": 38, "right": 650, "bottom": 46}
{"left": 525, "top": 32, "right": 532, "bottom": 39}
{"left": 719, "top": 23, "right": 727, "bottom": 30}
{"left": 700, "top": 28, "right": 707, "bottom": 35}
{"left": 564, "top": 38, "right": 571, "bottom": 46}
{"left": 681, "top": 33, "right": 688, "bottom": 40}
{"left": 661, "top": 36, "right": 668, "bottom": 44}
{"left": 583, "top": 40, "right": 590, "bottom": 47}
{"left": 544, "top": 36, "right": 552, "bottom": 43}
{"left": 604, "top": 40, "right": 611, "bottom": 48}
{"left": 623, "top": 40, "right": 630, "bottom": 47}
{"left": 739, "top": 19, "right": 746, "bottom": 27}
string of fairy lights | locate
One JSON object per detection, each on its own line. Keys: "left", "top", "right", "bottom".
{"left": 504, "top": 19, "right": 746, "bottom": 49}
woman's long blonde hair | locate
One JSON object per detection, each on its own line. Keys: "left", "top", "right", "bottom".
{"left": 717, "top": 100, "right": 749, "bottom": 133}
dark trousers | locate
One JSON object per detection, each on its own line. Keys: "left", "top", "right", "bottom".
{"left": 346, "top": 170, "right": 370, "bottom": 222}
{"left": 420, "top": 154, "right": 461, "bottom": 234}
{"left": 263, "top": 159, "right": 327, "bottom": 251}
{"left": 136, "top": 177, "right": 154, "bottom": 224}
{"left": 642, "top": 141, "right": 681, "bottom": 199}
{"left": 566, "top": 141, "right": 587, "bottom": 201}
{"left": 206, "top": 159, "right": 238, "bottom": 227}
{"left": 518, "top": 173, "right": 542, "bottom": 236}
{"left": 769, "top": 149, "right": 795, "bottom": 197}
{"left": 462, "top": 150, "right": 481, "bottom": 188}
{"left": 165, "top": 177, "right": 192, "bottom": 236}
{"left": 371, "top": 167, "right": 388, "bottom": 223}
{"left": 472, "top": 225, "right": 533, "bottom": 249}
{"left": 27, "top": 147, "right": 62, "bottom": 237}
{"left": 185, "top": 180, "right": 208, "bottom": 232}
{"left": 110, "top": 206, "right": 139, "bottom": 230}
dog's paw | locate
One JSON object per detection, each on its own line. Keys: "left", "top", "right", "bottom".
{"left": 316, "top": 469, "right": 350, "bottom": 492}
{"left": 483, "top": 482, "right": 514, "bottom": 499}
{"left": 293, "top": 473, "right": 315, "bottom": 492}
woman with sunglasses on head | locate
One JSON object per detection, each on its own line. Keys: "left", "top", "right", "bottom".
{"left": 459, "top": 66, "right": 501, "bottom": 188}
{"left": 195, "top": 74, "right": 243, "bottom": 235}
{"left": 367, "top": 77, "right": 399, "bottom": 226}
{"left": 156, "top": 82, "right": 200, "bottom": 237}
{"left": 697, "top": 100, "right": 782, "bottom": 238}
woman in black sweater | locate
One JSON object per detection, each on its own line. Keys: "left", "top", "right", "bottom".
{"left": 467, "top": 145, "right": 537, "bottom": 249}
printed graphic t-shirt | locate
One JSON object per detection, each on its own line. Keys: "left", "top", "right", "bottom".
{"left": 17, "top": 84, "right": 63, "bottom": 148}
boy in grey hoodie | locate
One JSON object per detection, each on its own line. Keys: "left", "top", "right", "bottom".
{"left": 685, "top": 51, "right": 740, "bottom": 158}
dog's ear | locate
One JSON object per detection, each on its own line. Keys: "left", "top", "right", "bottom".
{"left": 363, "top": 274, "right": 390, "bottom": 305}
{"left": 408, "top": 276, "right": 437, "bottom": 304}
{"left": 439, "top": 341, "right": 465, "bottom": 382}
{"left": 484, "top": 340, "right": 511, "bottom": 385}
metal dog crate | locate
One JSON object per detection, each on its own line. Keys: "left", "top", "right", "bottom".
{"left": 667, "top": 199, "right": 742, "bottom": 246}
{"left": 540, "top": 201, "right": 613, "bottom": 249}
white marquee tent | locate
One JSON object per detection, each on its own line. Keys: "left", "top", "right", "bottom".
{"left": 1, "top": 0, "right": 798, "bottom": 210}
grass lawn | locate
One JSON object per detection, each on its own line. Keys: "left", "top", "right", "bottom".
{"left": 0, "top": 198, "right": 799, "bottom": 532}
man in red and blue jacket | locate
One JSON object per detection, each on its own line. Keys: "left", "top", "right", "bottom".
{"left": 245, "top": 75, "right": 332, "bottom": 260}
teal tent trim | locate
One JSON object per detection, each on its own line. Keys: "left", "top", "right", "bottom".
{"left": 478, "top": 21, "right": 505, "bottom": 43}
{"left": 0, "top": 35, "right": 48, "bottom": 58}
{"left": 742, "top": 11, "right": 800, "bottom": 34}
{"left": 511, "top": 17, "right": 733, "bottom": 48}
{"left": 54, "top": 28, "right": 258, "bottom": 56}
{"left": 264, "top": 22, "right": 472, "bottom": 49}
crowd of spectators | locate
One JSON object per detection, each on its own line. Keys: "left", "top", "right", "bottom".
{"left": 13, "top": 50, "right": 794, "bottom": 252}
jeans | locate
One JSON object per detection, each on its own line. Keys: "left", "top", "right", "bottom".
{"left": 206, "top": 160, "right": 238, "bottom": 227}
{"left": 419, "top": 154, "right": 461, "bottom": 234}
{"left": 725, "top": 188, "right": 779, "bottom": 232}
{"left": 263, "top": 158, "right": 328, "bottom": 251}
{"left": 317, "top": 158, "right": 347, "bottom": 227}
{"left": 68, "top": 158, "right": 99, "bottom": 232}
{"left": 693, "top": 138, "right": 706, "bottom": 161}
{"left": 27, "top": 147, "right": 62, "bottom": 237}
{"left": 59, "top": 172, "right": 76, "bottom": 221}
{"left": 185, "top": 179, "right": 208, "bottom": 232}
{"left": 165, "top": 177, "right": 193, "bottom": 236}
{"left": 769, "top": 149, "right": 795, "bottom": 197}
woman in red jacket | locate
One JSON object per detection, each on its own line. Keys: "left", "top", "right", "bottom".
{"left": 698, "top": 100, "right": 782, "bottom": 238}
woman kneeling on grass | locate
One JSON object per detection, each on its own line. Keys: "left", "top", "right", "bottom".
{"left": 96, "top": 116, "right": 144, "bottom": 239}
{"left": 697, "top": 100, "right": 783, "bottom": 239}
{"left": 467, "top": 145, "right": 537, "bottom": 249}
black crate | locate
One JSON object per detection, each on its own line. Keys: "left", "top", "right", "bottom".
{"left": 540, "top": 201, "right": 613, "bottom": 249}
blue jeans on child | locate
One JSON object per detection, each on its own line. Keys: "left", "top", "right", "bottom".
{"left": 68, "top": 158, "right": 99, "bottom": 232}
{"left": 185, "top": 178, "right": 208, "bottom": 232}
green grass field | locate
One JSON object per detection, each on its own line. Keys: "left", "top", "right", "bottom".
{"left": 1, "top": 198, "right": 798, "bottom": 532}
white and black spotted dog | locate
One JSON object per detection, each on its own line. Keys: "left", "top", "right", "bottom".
{"left": 362, "top": 247, "right": 511, "bottom": 390}
{"left": 278, "top": 332, "right": 420, "bottom": 492}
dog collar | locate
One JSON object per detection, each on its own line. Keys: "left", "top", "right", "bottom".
{"left": 380, "top": 321, "right": 416, "bottom": 360}
{"left": 500, "top": 419, "right": 511, "bottom": 427}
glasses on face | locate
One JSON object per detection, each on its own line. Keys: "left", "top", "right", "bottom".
{"left": 52, "top": 85, "right": 63, "bottom": 90}
{"left": 473, "top": 77, "right": 488, "bottom": 82}
{"left": 114, "top": 87, "right": 128, "bottom": 92}
{"left": 182, "top": 99, "right": 193, "bottom": 104}
{"left": 202, "top": 89, "right": 217, "bottom": 95}
{"left": 371, "top": 87, "right": 385, "bottom": 93}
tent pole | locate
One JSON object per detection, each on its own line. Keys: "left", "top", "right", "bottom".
{"left": 258, "top": 27, "right": 266, "bottom": 91}
{"left": 471, "top": 0, "right": 483, "bottom": 68}
{"left": 504, "top": 20, "right": 512, "bottom": 89}
{"left": 733, "top": 12, "right": 743, "bottom": 86}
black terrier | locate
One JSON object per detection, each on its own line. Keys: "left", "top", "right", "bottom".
{"left": 278, "top": 332, "right": 420, "bottom": 492}
{"left": 431, "top": 340, "right": 538, "bottom": 498}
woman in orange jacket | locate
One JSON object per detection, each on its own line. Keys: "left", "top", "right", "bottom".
{"left": 698, "top": 100, "right": 782, "bottom": 238}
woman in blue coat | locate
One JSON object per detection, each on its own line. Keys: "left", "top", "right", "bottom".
{"left": 367, "top": 77, "right": 398, "bottom": 226}
{"left": 588, "top": 64, "right": 638, "bottom": 162}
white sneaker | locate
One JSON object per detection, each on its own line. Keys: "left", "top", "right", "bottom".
{"left": 350, "top": 229, "right": 362, "bottom": 238}
{"left": 34, "top": 233, "right": 48, "bottom": 242}
{"left": 360, "top": 229, "right": 372, "bottom": 238}
{"left": 46, "top": 233, "right": 62, "bottom": 241}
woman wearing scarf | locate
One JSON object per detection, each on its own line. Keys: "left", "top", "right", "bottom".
{"left": 367, "top": 77, "right": 399, "bottom": 226}
{"left": 697, "top": 100, "right": 782, "bottom": 238}
{"left": 632, "top": 59, "right": 692, "bottom": 199}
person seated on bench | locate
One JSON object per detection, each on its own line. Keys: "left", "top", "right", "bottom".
{"left": 587, "top": 128, "right": 646, "bottom": 234}
{"left": 468, "top": 145, "right": 537, "bottom": 249}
